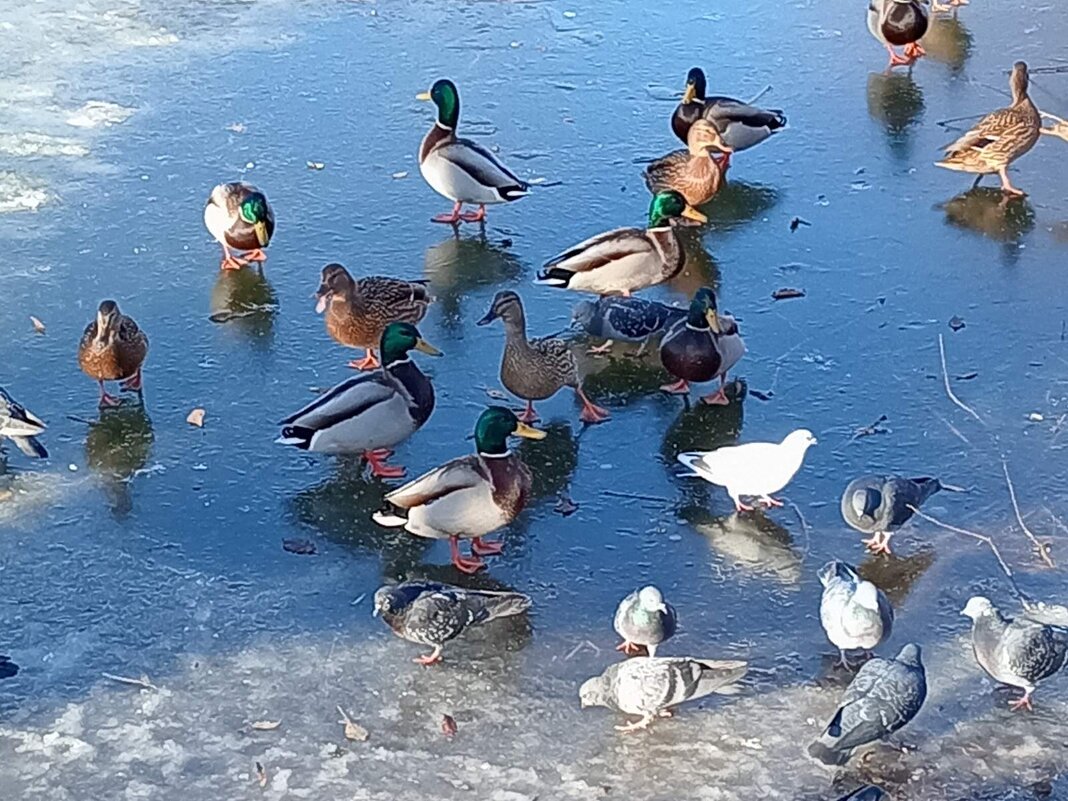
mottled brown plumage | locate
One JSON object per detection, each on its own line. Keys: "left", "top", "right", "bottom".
{"left": 316, "top": 263, "right": 431, "bottom": 369}
{"left": 936, "top": 62, "right": 1041, "bottom": 195}
{"left": 644, "top": 121, "right": 731, "bottom": 208}
{"left": 78, "top": 301, "right": 149, "bottom": 406}
{"left": 478, "top": 291, "right": 609, "bottom": 424}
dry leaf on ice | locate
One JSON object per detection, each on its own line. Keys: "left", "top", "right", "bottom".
{"left": 251, "top": 720, "right": 281, "bottom": 731}
{"left": 255, "top": 761, "right": 267, "bottom": 788}
{"left": 336, "top": 705, "right": 369, "bottom": 742}
{"left": 187, "top": 408, "right": 206, "bottom": 427}
{"left": 30, "top": 316, "right": 45, "bottom": 334}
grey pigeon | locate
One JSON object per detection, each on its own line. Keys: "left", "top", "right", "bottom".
{"left": 373, "top": 580, "right": 531, "bottom": 665}
{"left": 808, "top": 643, "right": 926, "bottom": 766}
{"left": 579, "top": 655, "right": 747, "bottom": 733}
{"left": 836, "top": 787, "right": 885, "bottom": 801}
{"left": 961, "top": 595, "right": 1068, "bottom": 711}
{"left": 614, "top": 586, "right": 677, "bottom": 658}
{"left": 571, "top": 296, "right": 685, "bottom": 355}
{"left": 840, "top": 475, "right": 942, "bottom": 555}
{"left": 818, "top": 560, "right": 894, "bottom": 666}
{"left": 0, "top": 388, "right": 47, "bottom": 459}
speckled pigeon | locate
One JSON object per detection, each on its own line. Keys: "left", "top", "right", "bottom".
{"left": 0, "top": 387, "right": 47, "bottom": 459}
{"left": 808, "top": 643, "right": 926, "bottom": 766}
{"left": 961, "top": 595, "right": 1068, "bottom": 711}
{"left": 579, "top": 655, "right": 747, "bottom": 733}
{"left": 840, "top": 475, "right": 942, "bottom": 555}
{"left": 571, "top": 296, "right": 685, "bottom": 355}
{"left": 818, "top": 560, "right": 894, "bottom": 666}
{"left": 373, "top": 580, "right": 531, "bottom": 665}
{"left": 614, "top": 586, "right": 677, "bottom": 658}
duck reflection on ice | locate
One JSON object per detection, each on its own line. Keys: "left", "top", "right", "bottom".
{"left": 682, "top": 505, "right": 802, "bottom": 586}
{"left": 866, "top": 70, "right": 925, "bottom": 157}
{"left": 659, "top": 379, "right": 745, "bottom": 463}
{"left": 921, "top": 13, "right": 973, "bottom": 74}
{"left": 422, "top": 231, "right": 523, "bottom": 333}
{"left": 286, "top": 459, "right": 430, "bottom": 576}
{"left": 939, "top": 187, "right": 1035, "bottom": 244}
{"left": 514, "top": 421, "right": 578, "bottom": 502}
{"left": 667, "top": 232, "right": 720, "bottom": 298}
{"left": 208, "top": 264, "right": 278, "bottom": 340}
{"left": 84, "top": 405, "right": 154, "bottom": 518}
{"left": 701, "top": 180, "right": 781, "bottom": 235}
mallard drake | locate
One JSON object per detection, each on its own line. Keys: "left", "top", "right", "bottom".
{"left": 645, "top": 120, "right": 732, "bottom": 208}
{"left": 372, "top": 406, "right": 545, "bottom": 574}
{"left": 315, "top": 263, "right": 432, "bottom": 370}
{"left": 0, "top": 387, "right": 47, "bottom": 458}
{"left": 659, "top": 287, "right": 745, "bottom": 405}
{"left": 417, "top": 79, "right": 529, "bottom": 225}
{"left": 671, "top": 68, "right": 786, "bottom": 166}
{"left": 277, "top": 322, "right": 441, "bottom": 477}
{"left": 535, "top": 191, "right": 702, "bottom": 297}
{"left": 77, "top": 300, "right": 149, "bottom": 407}
{"left": 571, "top": 296, "right": 686, "bottom": 356}
{"left": 203, "top": 182, "right": 275, "bottom": 270}
{"left": 936, "top": 62, "right": 1041, "bottom": 196}
{"left": 478, "top": 290, "right": 609, "bottom": 424}
{"left": 868, "top": 0, "right": 929, "bottom": 67}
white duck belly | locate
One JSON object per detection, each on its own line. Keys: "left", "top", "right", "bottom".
{"left": 203, "top": 200, "right": 231, "bottom": 246}
{"left": 420, "top": 149, "right": 508, "bottom": 206}
{"left": 563, "top": 252, "right": 665, "bottom": 295}
{"left": 404, "top": 483, "right": 510, "bottom": 540}
{"left": 308, "top": 392, "right": 416, "bottom": 454}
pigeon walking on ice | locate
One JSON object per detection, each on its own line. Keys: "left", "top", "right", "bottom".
{"left": 0, "top": 387, "right": 47, "bottom": 459}
{"left": 580, "top": 655, "right": 747, "bottom": 733}
{"left": 678, "top": 429, "right": 817, "bottom": 512}
{"left": 840, "top": 475, "right": 942, "bottom": 555}
{"left": 961, "top": 596, "right": 1068, "bottom": 711}
{"left": 819, "top": 560, "right": 894, "bottom": 667}
{"left": 614, "top": 586, "right": 677, "bottom": 657}
{"left": 571, "top": 296, "right": 685, "bottom": 356}
{"left": 373, "top": 580, "right": 532, "bottom": 665}
{"left": 808, "top": 643, "right": 926, "bottom": 766}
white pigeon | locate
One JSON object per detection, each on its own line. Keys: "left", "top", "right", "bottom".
{"left": 678, "top": 429, "right": 817, "bottom": 512}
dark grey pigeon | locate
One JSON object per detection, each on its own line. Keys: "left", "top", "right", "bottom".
{"left": 571, "top": 297, "right": 685, "bottom": 355}
{"left": 808, "top": 643, "right": 926, "bottom": 766}
{"left": 580, "top": 655, "right": 747, "bottom": 732}
{"left": 373, "top": 580, "right": 531, "bottom": 665}
{"left": 0, "top": 387, "right": 47, "bottom": 459}
{"left": 835, "top": 787, "right": 885, "bottom": 801}
{"left": 614, "top": 586, "right": 677, "bottom": 658}
{"left": 818, "top": 560, "right": 894, "bottom": 666}
{"left": 0, "top": 655, "right": 18, "bottom": 679}
{"left": 840, "top": 474, "right": 942, "bottom": 555}
{"left": 961, "top": 595, "right": 1068, "bottom": 711}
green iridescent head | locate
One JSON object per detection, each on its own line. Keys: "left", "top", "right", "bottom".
{"left": 686, "top": 286, "right": 721, "bottom": 333}
{"left": 239, "top": 192, "right": 271, "bottom": 246}
{"left": 418, "top": 79, "right": 460, "bottom": 129}
{"left": 473, "top": 406, "right": 545, "bottom": 455}
{"left": 648, "top": 190, "right": 706, "bottom": 227}
{"left": 379, "top": 322, "right": 442, "bottom": 366}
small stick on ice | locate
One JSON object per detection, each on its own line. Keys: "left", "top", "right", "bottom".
{"left": 1003, "top": 460, "right": 1055, "bottom": 568}
{"left": 939, "top": 334, "right": 984, "bottom": 424}
{"left": 102, "top": 672, "right": 157, "bottom": 691}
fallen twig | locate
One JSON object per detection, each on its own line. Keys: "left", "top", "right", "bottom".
{"left": 564, "top": 639, "right": 600, "bottom": 661}
{"left": 102, "top": 672, "right": 157, "bottom": 691}
{"left": 1003, "top": 460, "right": 1055, "bottom": 568}
{"left": 935, "top": 112, "right": 985, "bottom": 130}
{"left": 850, "top": 414, "right": 890, "bottom": 442}
{"left": 789, "top": 501, "right": 812, "bottom": 558}
{"left": 602, "top": 489, "right": 673, "bottom": 504}
{"left": 746, "top": 84, "right": 772, "bottom": 105}
{"left": 939, "top": 334, "right": 983, "bottom": 424}
{"left": 907, "top": 505, "right": 1030, "bottom": 604}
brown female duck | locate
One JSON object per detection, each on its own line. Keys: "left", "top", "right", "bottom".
{"left": 645, "top": 120, "right": 732, "bottom": 209}
{"left": 315, "top": 263, "right": 432, "bottom": 370}
{"left": 78, "top": 300, "right": 149, "bottom": 407}
{"left": 478, "top": 291, "right": 609, "bottom": 424}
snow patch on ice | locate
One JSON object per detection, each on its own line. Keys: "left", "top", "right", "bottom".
{"left": 65, "top": 101, "right": 136, "bottom": 130}
{"left": 0, "top": 133, "right": 89, "bottom": 158}
{"left": 0, "top": 172, "right": 50, "bottom": 213}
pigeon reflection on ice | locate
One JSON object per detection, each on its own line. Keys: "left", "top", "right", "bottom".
{"left": 678, "top": 429, "right": 816, "bottom": 512}
{"left": 961, "top": 596, "right": 1068, "bottom": 712}
{"left": 372, "top": 580, "right": 531, "bottom": 665}
{"left": 809, "top": 643, "right": 927, "bottom": 766}
{"left": 579, "top": 655, "right": 747, "bottom": 733}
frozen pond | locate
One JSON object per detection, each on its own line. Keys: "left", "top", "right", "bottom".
{"left": 2, "top": 0, "right": 1068, "bottom": 798}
